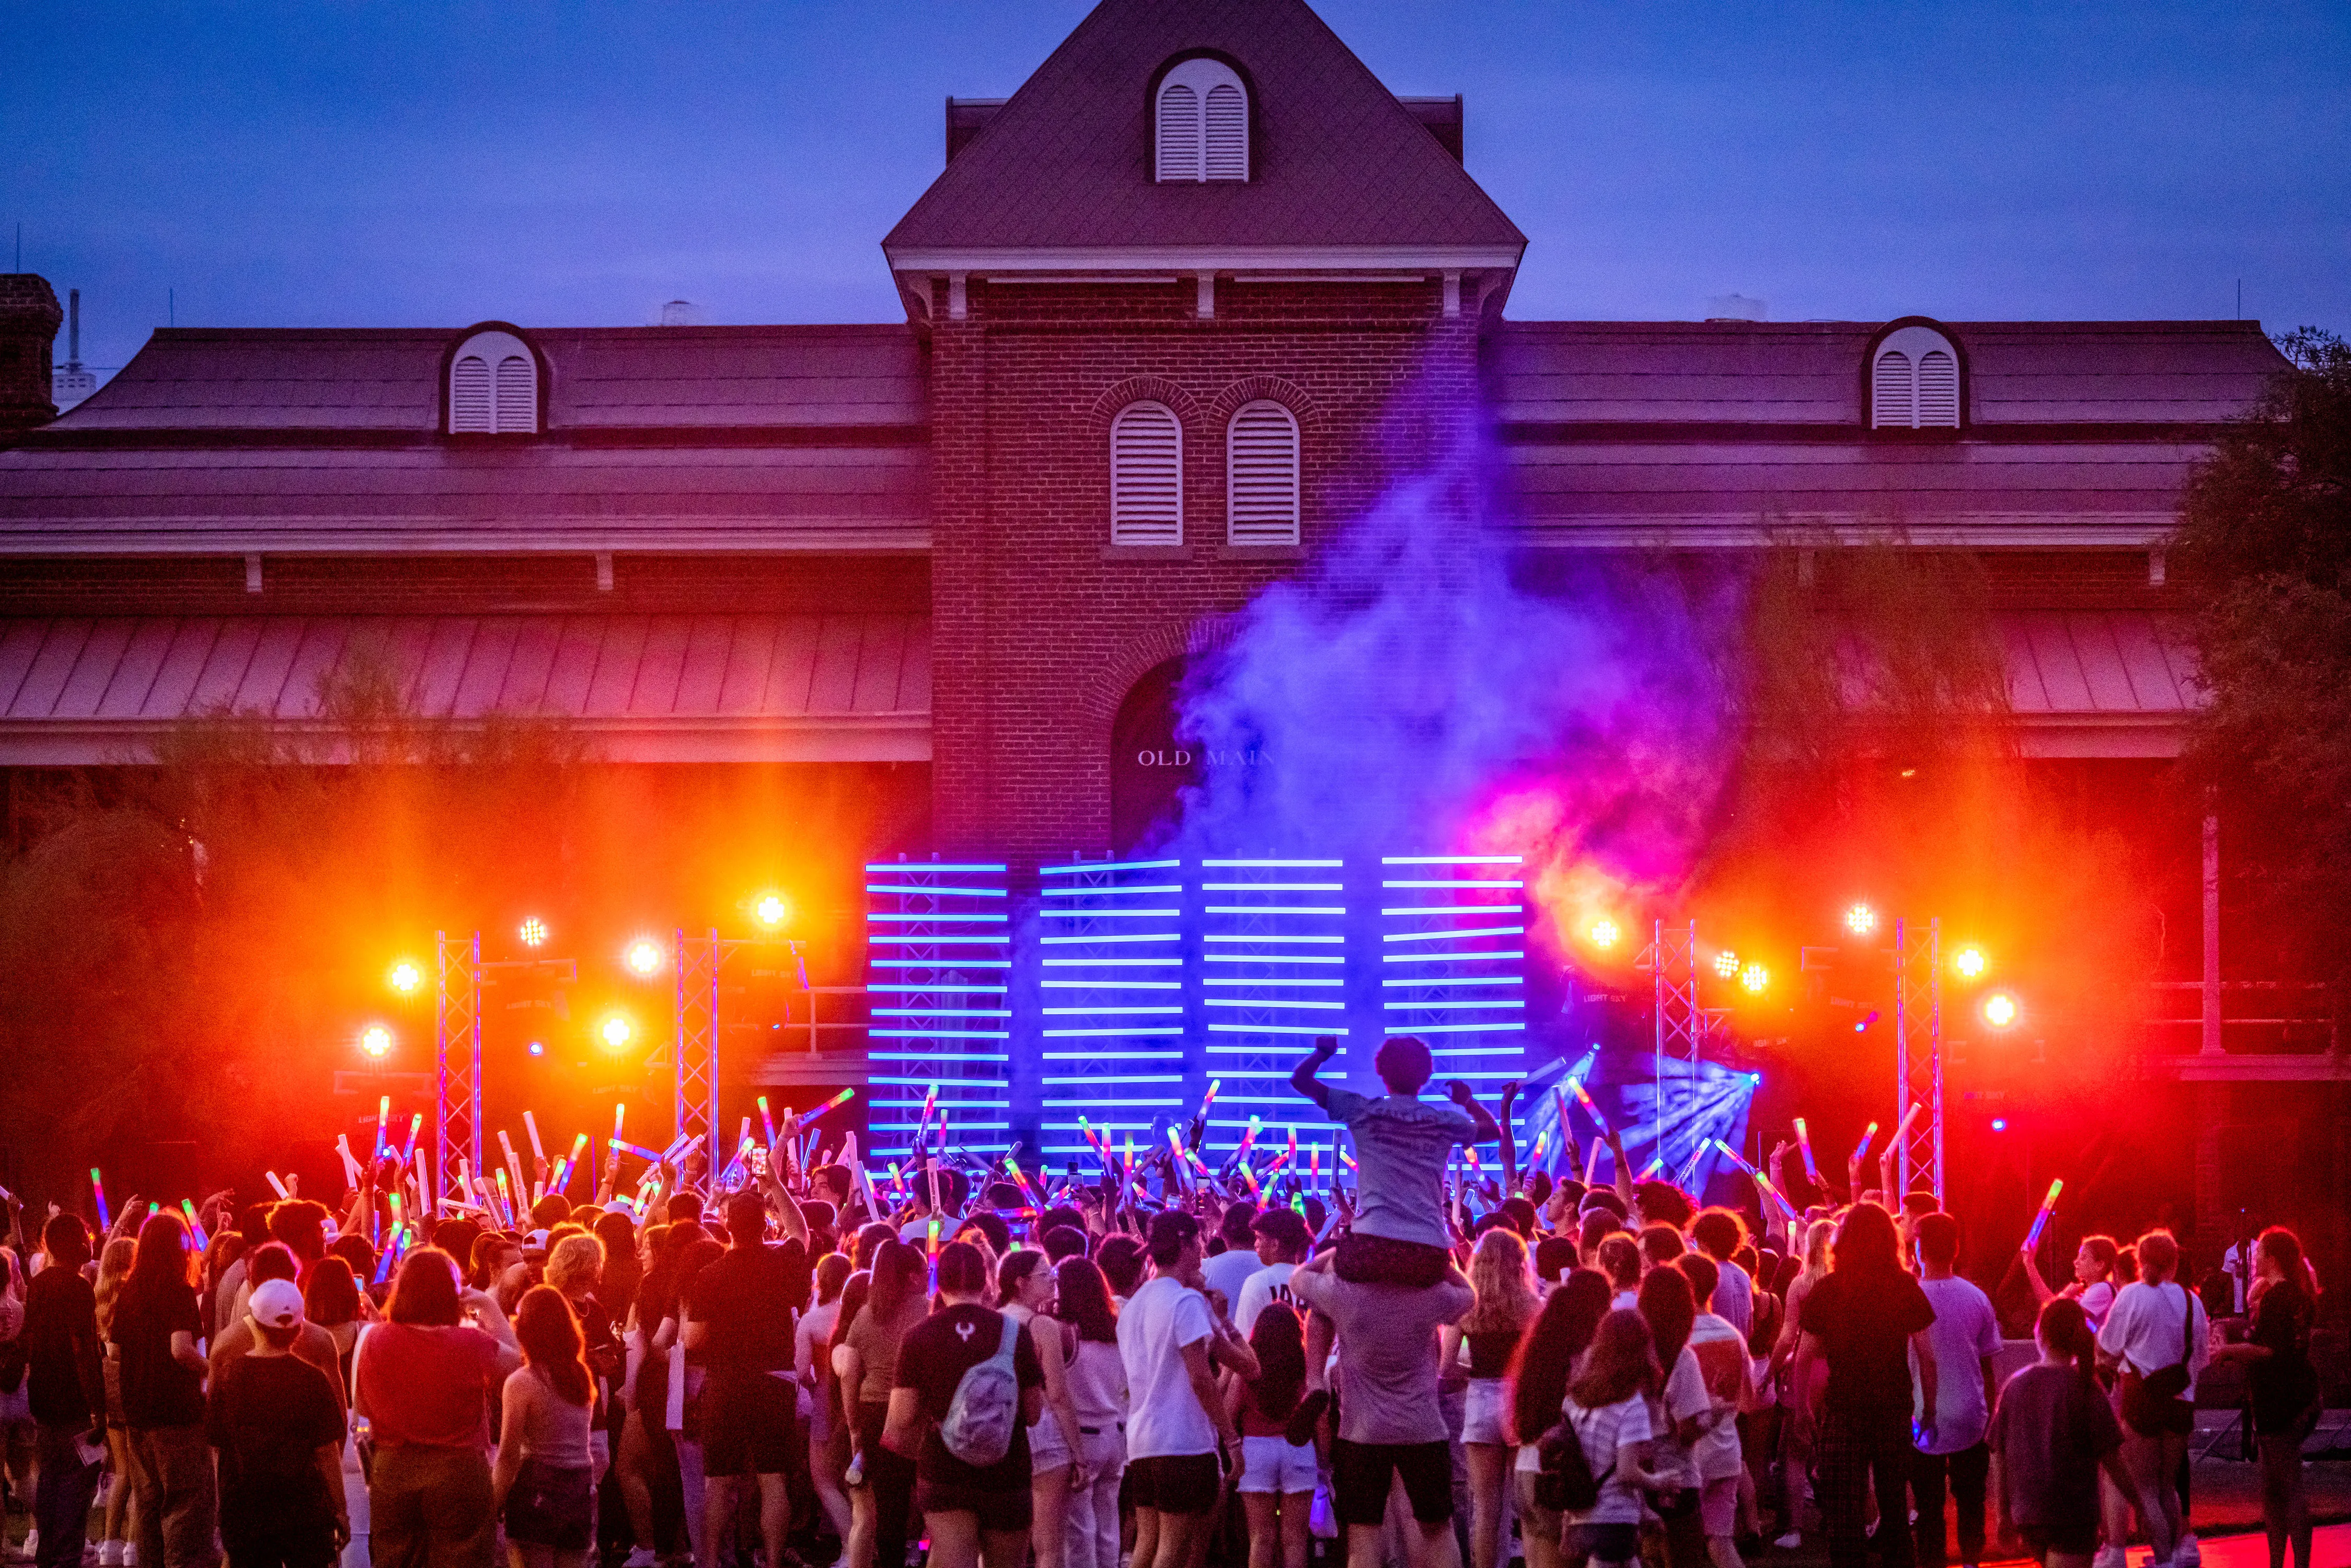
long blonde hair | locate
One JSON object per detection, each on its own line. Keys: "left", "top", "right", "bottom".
{"left": 1799, "top": 1219, "right": 1834, "bottom": 1284}
{"left": 1461, "top": 1228, "right": 1540, "bottom": 1335}
{"left": 94, "top": 1238, "right": 136, "bottom": 1334}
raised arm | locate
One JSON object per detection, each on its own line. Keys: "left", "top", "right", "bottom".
{"left": 1446, "top": 1081, "right": 1501, "bottom": 1145}
{"left": 1496, "top": 1081, "right": 1520, "bottom": 1191}
{"left": 1290, "top": 1036, "right": 1340, "bottom": 1113}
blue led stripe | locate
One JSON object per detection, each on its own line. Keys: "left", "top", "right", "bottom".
{"left": 872, "top": 1008, "right": 1012, "bottom": 1019}
{"left": 868, "top": 913, "right": 1008, "bottom": 924}
{"left": 1204, "top": 934, "right": 1343, "bottom": 944}
{"left": 1040, "top": 933, "right": 1180, "bottom": 945}
{"left": 1201, "top": 977, "right": 1343, "bottom": 987}
{"left": 1381, "top": 999, "right": 1525, "bottom": 1011}
{"left": 1038, "top": 859, "right": 1183, "bottom": 875}
{"left": 1041, "top": 908, "right": 1181, "bottom": 919}
{"left": 1382, "top": 976, "right": 1520, "bottom": 987}
{"left": 1198, "top": 882, "right": 1343, "bottom": 892}
{"left": 1043, "top": 956, "right": 1183, "bottom": 966}
{"left": 1042, "top": 1027, "right": 1186, "bottom": 1038}
{"left": 1042, "top": 1050, "right": 1183, "bottom": 1060}
{"left": 1379, "top": 879, "right": 1526, "bottom": 889}
{"left": 1398, "top": 1022, "right": 1526, "bottom": 1034}
{"left": 865, "top": 884, "right": 1008, "bottom": 897}
{"left": 864, "top": 862, "right": 1008, "bottom": 873}
{"left": 1042, "top": 1005, "right": 1183, "bottom": 1015}
{"left": 1381, "top": 950, "right": 1523, "bottom": 964}
{"left": 1042, "top": 980, "right": 1182, "bottom": 990}
{"left": 1380, "top": 855, "right": 1522, "bottom": 865}
{"left": 1381, "top": 926, "right": 1524, "bottom": 943}
{"left": 870, "top": 938, "right": 1012, "bottom": 948}
{"left": 1202, "top": 997, "right": 1344, "bottom": 1011}
{"left": 1201, "top": 858, "right": 1344, "bottom": 868}
{"left": 1380, "top": 905, "right": 1525, "bottom": 916}
{"left": 1042, "top": 1075, "right": 1183, "bottom": 1085}
{"left": 1203, "top": 905, "right": 1345, "bottom": 916}
{"left": 1207, "top": 1026, "right": 1347, "bottom": 1039}
{"left": 870, "top": 1076, "right": 1009, "bottom": 1087}
{"left": 1203, "top": 953, "right": 1345, "bottom": 964}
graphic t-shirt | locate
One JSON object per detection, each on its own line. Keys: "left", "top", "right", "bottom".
{"left": 1234, "top": 1263, "right": 1299, "bottom": 1334}
{"left": 1323, "top": 1088, "right": 1478, "bottom": 1249}
{"left": 1682, "top": 1313, "right": 1749, "bottom": 1481}
{"left": 1117, "top": 1275, "right": 1217, "bottom": 1460}
{"left": 893, "top": 1303, "right": 1042, "bottom": 1490}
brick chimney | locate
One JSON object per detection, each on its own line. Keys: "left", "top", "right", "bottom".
{"left": 0, "top": 274, "right": 65, "bottom": 435}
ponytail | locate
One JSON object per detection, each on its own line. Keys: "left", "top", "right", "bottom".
{"left": 2037, "top": 1297, "right": 2096, "bottom": 1385}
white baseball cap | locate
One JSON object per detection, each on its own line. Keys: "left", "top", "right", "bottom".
{"left": 249, "top": 1278, "right": 305, "bottom": 1331}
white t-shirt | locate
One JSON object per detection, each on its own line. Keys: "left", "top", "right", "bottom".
{"left": 2074, "top": 1278, "right": 2116, "bottom": 1331}
{"left": 1564, "top": 1393, "right": 1653, "bottom": 1524}
{"left": 1118, "top": 1274, "right": 1217, "bottom": 1460}
{"left": 1708, "top": 1259, "right": 1754, "bottom": 1339}
{"left": 1235, "top": 1262, "right": 1299, "bottom": 1334}
{"left": 2098, "top": 1279, "right": 2209, "bottom": 1401}
{"left": 1647, "top": 1347, "right": 1713, "bottom": 1492}
{"left": 1201, "top": 1247, "right": 1261, "bottom": 1312}
{"left": 1681, "top": 1316, "right": 1748, "bottom": 1481}
{"left": 1914, "top": 1275, "right": 2001, "bottom": 1454}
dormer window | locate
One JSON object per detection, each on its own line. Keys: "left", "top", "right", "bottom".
{"left": 1870, "top": 324, "right": 1962, "bottom": 430}
{"left": 447, "top": 327, "right": 540, "bottom": 434}
{"left": 1156, "top": 59, "right": 1248, "bottom": 183}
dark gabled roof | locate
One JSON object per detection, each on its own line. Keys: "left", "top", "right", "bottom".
{"left": 1485, "top": 319, "right": 2288, "bottom": 427}
{"left": 884, "top": 0, "right": 1523, "bottom": 255}
{"left": 50, "top": 325, "right": 926, "bottom": 433}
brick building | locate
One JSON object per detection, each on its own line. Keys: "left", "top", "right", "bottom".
{"left": 0, "top": 0, "right": 2338, "bottom": 1243}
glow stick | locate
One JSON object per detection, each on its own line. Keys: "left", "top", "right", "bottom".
{"left": 395, "top": 1113, "right": 419, "bottom": 1163}
{"left": 1005, "top": 1155, "right": 1043, "bottom": 1210}
{"left": 374, "top": 1230, "right": 401, "bottom": 1284}
{"left": 1166, "top": 1127, "right": 1190, "bottom": 1189}
{"left": 524, "top": 1111, "right": 547, "bottom": 1165}
{"left": 1528, "top": 1128, "right": 1549, "bottom": 1167}
{"left": 800, "top": 1087, "right": 856, "bottom": 1126}
{"left": 925, "top": 1217, "right": 940, "bottom": 1255}
{"left": 494, "top": 1168, "right": 513, "bottom": 1222}
{"left": 758, "top": 1096, "right": 777, "bottom": 1147}
{"left": 413, "top": 1146, "right": 429, "bottom": 1206}
{"left": 458, "top": 1158, "right": 474, "bottom": 1209}
{"left": 387, "top": 1192, "right": 403, "bottom": 1228}
{"left": 180, "top": 1199, "right": 209, "bottom": 1251}
{"left": 1567, "top": 1076, "right": 1611, "bottom": 1136}
{"left": 1310, "top": 1144, "right": 1321, "bottom": 1186}
{"left": 913, "top": 1083, "right": 939, "bottom": 1151}
{"left": 615, "top": 1103, "right": 628, "bottom": 1144}
{"left": 375, "top": 1096, "right": 390, "bottom": 1155}
{"left": 609, "top": 1138, "right": 665, "bottom": 1162}
{"left": 335, "top": 1135, "right": 362, "bottom": 1187}
{"left": 1583, "top": 1140, "right": 1600, "bottom": 1185}
{"left": 1236, "top": 1116, "right": 1263, "bottom": 1163}
{"left": 1339, "top": 1148, "right": 1356, "bottom": 1169}
{"left": 2024, "top": 1179, "right": 2064, "bottom": 1251}
{"left": 1639, "top": 1158, "right": 1664, "bottom": 1180}
{"left": 1889, "top": 1101, "right": 1925, "bottom": 1154}
{"left": 1793, "top": 1117, "right": 1823, "bottom": 1183}
{"left": 265, "top": 1170, "right": 289, "bottom": 1200}
{"left": 1122, "top": 1133, "right": 1135, "bottom": 1181}
{"left": 1849, "top": 1121, "right": 1880, "bottom": 1167}
{"left": 659, "top": 1132, "right": 695, "bottom": 1162}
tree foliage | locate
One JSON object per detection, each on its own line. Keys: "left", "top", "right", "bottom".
{"left": 2171, "top": 328, "right": 2351, "bottom": 984}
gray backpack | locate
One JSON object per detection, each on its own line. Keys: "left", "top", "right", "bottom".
{"left": 939, "top": 1315, "right": 1022, "bottom": 1467}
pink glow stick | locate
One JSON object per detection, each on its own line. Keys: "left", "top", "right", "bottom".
{"left": 1793, "top": 1117, "right": 1823, "bottom": 1183}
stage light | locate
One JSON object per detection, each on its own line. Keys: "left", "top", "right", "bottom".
{"left": 359, "top": 1024, "right": 394, "bottom": 1059}
{"left": 1844, "top": 903, "right": 1877, "bottom": 937}
{"left": 754, "top": 893, "right": 791, "bottom": 930}
{"left": 599, "top": 1015, "right": 633, "bottom": 1050}
{"left": 624, "top": 937, "right": 666, "bottom": 978}
{"left": 1990, "top": 1118, "right": 2008, "bottom": 1132}
{"left": 1854, "top": 1009, "right": 1881, "bottom": 1033}
{"left": 1739, "top": 962, "right": 1769, "bottom": 994}
{"left": 519, "top": 916, "right": 548, "bottom": 948}
{"left": 1748, "top": 1073, "right": 1762, "bottom": 1086}
{"left": 387, "top": 961, "right": 422, "bottom": 996}
{"left": 1587, "top": 918, "right": 1619, "bottom": 950}
{"left": 1983, "top": 991, "right": 2019, "bottom": 1029}
{"left": 1713, "top": 951, "right": 1739, "bottom": 978}
{"left": 528, "top": 1041, "right": 545, "bottom": 1057}
{"left": 1952, "top": 946, "right": 1987, "bottom": 980}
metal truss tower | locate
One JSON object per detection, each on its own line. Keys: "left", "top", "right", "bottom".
{"left": 674, "top": 928, "right": 723, "bottom": 1174}
{"left": 1649, "top": 918, "right": 1701, "bottom": 1149}
{"left": 1894, "top": 916, "right": 1945, "bottom": 1204}
{"left": 433, "top": 930, "right": 481, "bottom": 1208}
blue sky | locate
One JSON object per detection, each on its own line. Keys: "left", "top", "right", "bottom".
{"left": 9, "top": 2, "right": 2347, "bottom": 376}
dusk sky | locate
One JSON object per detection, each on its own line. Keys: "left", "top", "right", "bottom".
{"left": 10, "top": 1, "right": 2347, "bottom": 378}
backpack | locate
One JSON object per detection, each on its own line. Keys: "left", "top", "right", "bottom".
{"left": 1533, "top": 1410, "right": 1614, "bottom": 1515}
{"left": 938, "top": 1315, "right": 1022, "bottom": 1468}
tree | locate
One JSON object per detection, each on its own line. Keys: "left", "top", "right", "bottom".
{"left": 2170, "top": 329, "right": 2351, "bottom": 987}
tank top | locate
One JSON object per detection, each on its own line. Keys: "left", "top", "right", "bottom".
{"left": 1462, "top": 1328, "right": 1522, "bottom": 1379}
{"left": 1062, "top": 1338, "right": 1127, "bottom": 1430}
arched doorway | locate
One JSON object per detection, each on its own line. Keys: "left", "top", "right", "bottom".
{"left": 1110, "top": 658, "right": 1195, "bottom": 851}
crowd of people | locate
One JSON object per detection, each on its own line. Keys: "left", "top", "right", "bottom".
{"left": 0, "top": 1032, "right": 2325, "bottom": 1568}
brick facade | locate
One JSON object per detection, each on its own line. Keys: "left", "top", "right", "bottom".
{"left": 926, "top": 274, "right": 1488, "bottom": 861}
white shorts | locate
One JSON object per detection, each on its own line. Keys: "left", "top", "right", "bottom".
{"left": 1031, "top": 1406, "right": 1071, "bottom": 1472}
{"left": 1239, "top": 1434, "right": 1318, "bottom": 1495}
{"left": 1460, "top": 1378, "right": 1510, "bottom": 1446}
{"left": 1700, "top": 1474, "right": 1739, "bottom": 1537}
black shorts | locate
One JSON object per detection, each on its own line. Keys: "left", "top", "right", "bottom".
{"left": 1333, "top": 1233, "right": 1450, "bottom": 1288}
{"left": 1331, "top": 1438, "right": 1452, "bottom": 1527}
{"left": 1125, "top": 1452, "right": 1222, "bottom": 1517}
{"left": 702, "top": 1371, "right": 797, "bottom": 1478}
{"left": 1564, "top": 1523, "right": 1640, "bottom": 1563}
{"left": 917, "top": 1477, "right": 1033, "bottom": 1532}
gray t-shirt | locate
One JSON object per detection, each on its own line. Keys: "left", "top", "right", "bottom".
{"left": 1324, "top": 1088, "right": 1478, "bottom": 1249}
{"left": 1288, "top": 1265, "right": 1472, "bottom": 1445}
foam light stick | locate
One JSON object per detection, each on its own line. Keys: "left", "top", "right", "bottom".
{"left": 2024, "top": 1178, "right": 2065, "bottom": 1252}
{"left": 494, "top": 1168, "right": 514, "bottom": 1224}
{"left": 1235, "top": 1116, "right": 1263, "bottom": 1165}
{"left": 413, "top": 1146, "right": 430, "bottom": 1206}
{"left": 401, "top": 1114, "right": 423, "bottom": 1163}
{"left": 180, "top": 1199, "right": 209, "bottom": 1251}
{"left": 799, "top": 1087, "right": 857, "bottom": 1128}
{"left": 609, "top": 1138, "right": 666, "bottom": 1163}
{"left": 335, "top": 1135, "right": 362, "bottom": 1188}
{"left": 912, "top": 1083, "right": 940, "bottom": 1152}
{"left": 1583, "top": 1140, "right": 1601, "bottom": 1186}
{"left": 615, "top": 1103, "right": 629, "bottom": 1144}
{"left": 265, "top": 1170, "right": 290, "bottom": 1200}
{"left": 1639, "top": 1157, "right": 1664, "bottom": 1180}
{"left": 1888, "top": 1100, "right": 1925, "bottom": 1155}
{"left": 1849, "top": 1121, "right": 1880, "bottom": 1168}
{"left": 524, "top": 1111, "right": 547, "bottom": 1166}
{"left": 375, "top": 1096, "right": 390, "bottom": 1156}
{"left": 1793, "top": 1117, "right": 1823, "bottom": 1184}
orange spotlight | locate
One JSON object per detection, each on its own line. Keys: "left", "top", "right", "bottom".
{"left": 1844, "top": 903, "right": 1877, "bottom": 937}
{"left": 387, "top": 961, "right": 422, "bottom": 996}
{"left": 1982, "top": 991, "right": 2019, "bottom": 1029}
{"left": 754, "top": 892, "right": 791, "bottom": 930}
{"left": 599, "top": 1015, "right": 633, "bottom": 1050}
{"left": 1952, "top": 946, "right": 1987, "bottom": 981}
{"left": 624, "top": 937, "right": 666, "bottom": 978}
{"left": 359, "top": 1023, "right": 394, "bottom": 1058}
{"left": 1712, "top": 950, "right": 1739, "bottom": 979}
{"left": 1739, "top": 962, "right": 1769, "bottom": 995}
{"left": 1586, "top": 918, "right": 1620, "bottom": 951}
{"left": 518, "top": 916, "right": 548, "bottom": 948}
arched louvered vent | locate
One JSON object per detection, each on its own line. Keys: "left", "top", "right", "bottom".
{"left": 1156, "top": 59, "right": 1248, "bottom": 182}
{"left": 1871, "top": 325, "right": 1963, "bottom": 429}
{"left": 1111, "top": 402, "right": 1184, "bottom": 546}
{"left": 447, "top": 328, "right": 540, "bottom": 434}
{"left": 1871, "top": 350, "right": 1914, "bottom": 429}
{"left": 1205, "top": 83, "right": 1247, "bottom": 180}
{"left": 1226, "top": 400, "right": 1299, "bottom": 546}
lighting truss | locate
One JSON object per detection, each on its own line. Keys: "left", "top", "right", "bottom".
{"left": 673, "top": 929, "right": 722, "bottom": 1173}
{"left": 1645, "top": 918, "right": 1702, "bottom": 1154}
{"left": 1894, "top": 916, "right": 1944, "bottom": 1204}
{"left": 433, "top": 930, "right": 481, "bottom": 1210}
{"left": 864, "top": 860, "right": 1013, "bottom": 1162}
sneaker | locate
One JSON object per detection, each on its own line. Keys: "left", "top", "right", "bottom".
{"left": 2173, "top": 1536, "right": 2200, "bottom": 1567}
{"left": 622, "top": 1552, "right": 657, "bottom": 1568}
{"left": 1285, "top": 1389, "right": 1331, "bottom": 1446}
{"left": 99, "top": 1544, "right": 122, "bottom": 1568}
{"left": 21, "top": 1530, "right": 38, "bottom": 1562}
{"left": 2090, "top": 1548, "right": 2125, "bottom": 1568}
{"left": 1772, "top": 1533, "right": 1802, "bottom": 1551}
